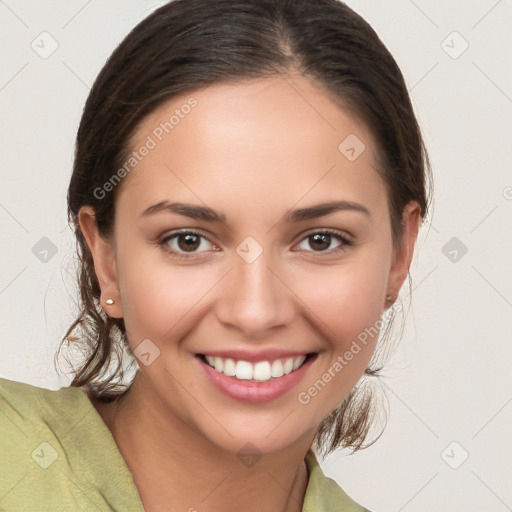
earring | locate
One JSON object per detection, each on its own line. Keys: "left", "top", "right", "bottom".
{"left": 105, "top": 298, "right": 115, "bottom": 305}
{"left": 385, "top": 295, "right": 393, "bottom": 302}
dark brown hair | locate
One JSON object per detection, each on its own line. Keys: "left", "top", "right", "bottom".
{"left": 57, "top": 0, "right": 432, "bottom": 457}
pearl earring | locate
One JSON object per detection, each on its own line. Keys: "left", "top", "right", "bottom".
{"left": 105, "top": 298, "right": 115, "bottom": 305}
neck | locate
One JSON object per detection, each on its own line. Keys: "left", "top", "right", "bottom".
{"left": 91, "top": 370, "right": 315, "bottom": 512}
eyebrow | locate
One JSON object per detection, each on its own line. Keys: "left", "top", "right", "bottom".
{"left": 140, "top": 200, "right": 371, "bottom": 223}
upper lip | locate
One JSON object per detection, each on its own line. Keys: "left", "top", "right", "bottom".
{"left": 197, "top": 349, "right": 316, "bottom": 363}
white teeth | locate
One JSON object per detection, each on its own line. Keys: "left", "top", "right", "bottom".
{"left": 203, "top": 354, "right": 309, "bottom": 382}
{"left": 214, "top": 357, "right": 224, "bottom": 373}
{"left": 253, "top": 361, "right": 271, "bottom": 381}
{"left": 283, "top": 358, "right": 294, "bottom": 374}
{"left": 271, "top": 359, "right": 284, "bottom": 378}
{"left": 235, "top": 361, "right": 253, "bottom": 380}
{"left": 293, "top": 355, "right": 306, "bottom": 370}
{"left": 223, "top": 358, "right": 236, "bottom": 377}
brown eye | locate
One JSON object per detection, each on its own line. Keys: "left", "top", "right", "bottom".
{"left": 295, "top": 229, "right": 352, "bottom": 255}
{"left": 177, "top": 233, "right": 201, "bottom": 252}
{"left": 159, "top": 230, "right": 217, "bottom": 258}
{"left": 308, "top": 233, "right": 332, "bottom": 251}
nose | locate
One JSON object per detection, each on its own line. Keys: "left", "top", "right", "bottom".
{"left": 214, "top": 250, "right": 296, "bottom": 339}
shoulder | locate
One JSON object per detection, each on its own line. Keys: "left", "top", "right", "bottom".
{"left": 0, "top": 375, "right": 84, "bottom": 415}
{"left": 303, "top": 449, "right": 374, "bottom": 512}
{"left": 0, "top": 377, "right": 144, "bottom": 511}
{"left": 0, "top": 377, "right": 96, "bottom": 508}
{"left": 0, "top": 376, "right": 92, "bottom": 447}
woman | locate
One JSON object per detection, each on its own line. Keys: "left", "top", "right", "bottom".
{"left": 0, "top": 0, "right": 431, "bottom": 510}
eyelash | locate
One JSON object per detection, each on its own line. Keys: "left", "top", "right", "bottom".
{"left": 158, "top": 228, "right": 353, "bottom": 260}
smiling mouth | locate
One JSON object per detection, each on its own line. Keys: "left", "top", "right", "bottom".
{"left": 197, "top": 353, "right": 316, "bottom": 382}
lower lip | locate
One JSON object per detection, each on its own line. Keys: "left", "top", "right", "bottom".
{"left": 196, "top": 355, "right": 316, "bottom": 404}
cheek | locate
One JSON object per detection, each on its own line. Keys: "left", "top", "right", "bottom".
{"left": 117, "top": 248, "right": 218, "bottom": 345}
{"left": 293, "top": 262, "right": 389, "bottom": 421}
{"left": 295, "top": 257, "right": 389, "bottom": 345}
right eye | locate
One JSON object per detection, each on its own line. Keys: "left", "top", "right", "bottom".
{"left": 159, "top": 230, "right": 219, "bottom": 259}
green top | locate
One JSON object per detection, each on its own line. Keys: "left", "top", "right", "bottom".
{"left": 0, "top": 377, "right": 370, "bottom": 511}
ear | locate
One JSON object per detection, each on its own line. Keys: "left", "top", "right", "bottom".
{"left": 78, "top": 206, "right": 123, "bottom": 319}
{"left": 386, "top": 201, "right": 422, "bottom": 305}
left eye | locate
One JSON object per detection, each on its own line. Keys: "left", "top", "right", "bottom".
{"left": 295, "top": 230, "right": 351, "bottom": 253}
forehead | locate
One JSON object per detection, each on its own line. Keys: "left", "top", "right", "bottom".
{"left": 117, "top": 74, "right": 386, "bottom": 222}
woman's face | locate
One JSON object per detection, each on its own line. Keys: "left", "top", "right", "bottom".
{"left": 83, "top": 74, "right": 419, "bottom": 455}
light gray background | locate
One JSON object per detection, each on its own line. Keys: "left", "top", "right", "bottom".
{"left": 1, "top": 1, "right": 511, "bottom": 510}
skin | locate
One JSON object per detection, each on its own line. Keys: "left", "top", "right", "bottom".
{"left": 79, "top": 73, "right": 421, "bottom": 512}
